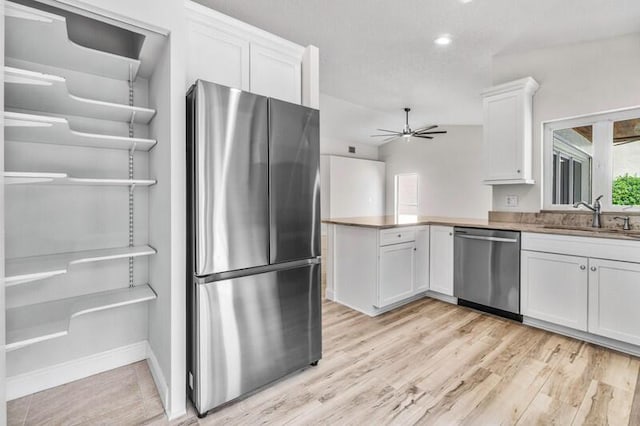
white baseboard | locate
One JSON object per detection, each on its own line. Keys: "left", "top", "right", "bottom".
{"left": 7, "top": 341, "right": 148, "bottom": 401}
{"left": 523, "top": 317, "right": 640, "bottom": 358}
{"left": 425, "top": 291, "right": 458, "bottom": 305}
{"left": 325, "top": 289, "right": 335, "bottom": 301}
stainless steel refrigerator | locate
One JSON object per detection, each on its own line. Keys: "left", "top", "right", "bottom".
{"left": 186, "top": 80, "right": 322, "bottom": 416}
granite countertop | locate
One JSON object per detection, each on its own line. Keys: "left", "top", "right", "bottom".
{"left": 322, "top": 215, "right": 640, "bottom": 241}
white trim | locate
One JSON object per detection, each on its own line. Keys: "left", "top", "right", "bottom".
{"left": 425, "top": 291, "right": 458, "bottom": 305}
{"left": 184, "top": 0, "right": 304, "bottom": 57}
{"left": 146, "top": 343, "right": 175, "bottom": 419}
{"left": 542, "top": 106, "right": 640, "bottom": 212}
{"left": 523, "top": 317, "right": 640, "bottom": 358}
{"left": 481, "top": 77, "right": 539, "bottom": 97}
{"left": 6, "top": 341, "right": 148, "bottom": 401}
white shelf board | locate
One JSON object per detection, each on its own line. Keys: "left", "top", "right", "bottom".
{"left": 5, "top": 172, "right": 156, "bottom": 187}
{"left": 6, "top": 284, "right": 157, "bottom": 351}
{"left": 5, "top": 67, "right": 155, "bottom": 124}
{"left": 5, "top": 1, "right": 141, "bottom": 80}
{"left": 5, "top": 245, "right": 157, "bottom": 287}
{"left": 5, "top": 112, "right": 157, "bottom": 151}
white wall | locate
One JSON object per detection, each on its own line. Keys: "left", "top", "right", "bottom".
{"left": 0, "top": 1, "right": 6, "bottom": 422}
{"left": 379, "top": 126, "right": 490, "bottom": 219}
{"left": 320, "top": 155, "right": 385, "bottom": 219}
{"left": 491, "top": 33, "right": 640, "bottom": 212}
{"left": 319, "top": 93, "right": 401, "bottom": 161}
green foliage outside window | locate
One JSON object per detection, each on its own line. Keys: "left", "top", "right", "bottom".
{"left": 612, "top": 174, "right": 640, "bottom": 206}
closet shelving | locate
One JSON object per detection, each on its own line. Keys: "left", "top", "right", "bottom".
{"left": 4, "top": 0, "right": 159, "bottom": 351}
{"left": 5, "top": 245, "right": 157, "bottom": 287}
{"left": 6, "top": 285, "right": 157, "bottom": 351}
{"left": 5, "top": 67, "right": 156, "bottom": 123}
{"left": 4, "top": 1, "right": 141, "bottom": 80}
{"left": 5, "top": 112, "right": 157, "bottom": 151}
{"left": 5, "top": 171, "right": 156, "bottom": 186}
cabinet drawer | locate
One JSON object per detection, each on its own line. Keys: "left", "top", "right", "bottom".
{"left": 380, "top": 229, "right": 416, "bottom": 246}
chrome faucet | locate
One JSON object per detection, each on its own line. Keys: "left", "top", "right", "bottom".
{"left": 573, "top": 195, "right": 603, "bottom": 228}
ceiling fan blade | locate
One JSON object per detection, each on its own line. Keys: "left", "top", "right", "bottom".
{"left": 371, "top": 133, "right": 402, "bottom": 137}
{"left": 413, "top": 135, "right": 434, "bottom": 139}
{"left": 413, "top": 125, "right": 438, "bottom": 133}
{"left": 376, "top": 128, "right": 402, "bottom": 133}
{"left": 415, "top": 130, "right": 448, "bottom": 135}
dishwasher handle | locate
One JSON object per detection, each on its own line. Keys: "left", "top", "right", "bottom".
{"left": 455, "top": 234, "right": 519, "bottom": 243}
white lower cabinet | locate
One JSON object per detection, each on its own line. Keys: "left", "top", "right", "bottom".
{"left": 414, "top": 228, "right": 430, "bottom": 292}
{"left": 588, "top": 259, "right": 640, "bottom": 346}
{"left": 521, "top": 232, "right": 640, "bottom": 351}
{"left": 377, "top": 242, "right": 415, "bottom": 308}
{"left": 429, "top": 226, "right": 454, "bottom": 296}
{"left": 329, "top": 224, "right": 432, "bottom": 316}
{"left": 521, "top": 250, "right": 588, "bottom": 331}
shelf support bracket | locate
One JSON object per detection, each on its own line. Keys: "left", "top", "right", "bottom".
{"left": 128, "top": 71, "right": 135, "bottom": 288}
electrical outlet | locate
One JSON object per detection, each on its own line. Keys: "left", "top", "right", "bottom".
{"left": 505, "top": 195, "right": 519, "bottom": 207}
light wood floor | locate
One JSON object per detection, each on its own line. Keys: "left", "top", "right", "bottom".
{"left": 8, "top": 298, "right": 640, "bottom": 425}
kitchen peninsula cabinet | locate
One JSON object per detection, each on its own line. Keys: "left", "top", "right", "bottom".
{"left": 326, "top": 224, "right": 430, "bottom": 316}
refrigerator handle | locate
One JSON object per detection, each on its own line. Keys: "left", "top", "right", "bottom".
{"left": 195, "top": 257, "right": 322, "bottom": 285}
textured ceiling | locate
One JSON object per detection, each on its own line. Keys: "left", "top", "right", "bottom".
{"left": 195, "top": 0, "right": 640, "bottom": 127}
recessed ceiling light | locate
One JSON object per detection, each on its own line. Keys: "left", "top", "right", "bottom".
{"left": 434, "top": 35, "right": 452, "bottom": 46}
{"left": 459, "top": 0, "right": 473, "bottom": 3}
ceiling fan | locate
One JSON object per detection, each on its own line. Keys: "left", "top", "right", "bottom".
{"left": 371, "top": 108, "right": 447, "bottom": 142}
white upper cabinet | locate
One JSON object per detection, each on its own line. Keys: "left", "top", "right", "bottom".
{"left": 250, "top": 44, "right": 301, "bottom": 104}
{"left": 429, "top": 225, "right": 454, "bottom": 296}
{"left": 185, "top": 1, "right": 306, "bottom": 104}
{"left": 186, "top": 20, "right": 250, "bottom": 91}
{"left": 481, "top": 77, "right": 539, "bottom": 185}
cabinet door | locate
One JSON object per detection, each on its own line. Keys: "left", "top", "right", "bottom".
{"left": 186, "top": 19, "right": 250, "bottom": 90}
{"left": 414, "top": 228, "right": 430, "bottom": 293}
{"left": 250, "top": 44, "right": 301, "bottom": 104}
{"left": 588, "top": 259, "right": 640, "bottom": 345}
{"left": 483, "top": 92, "right": 523, "bottom": 181}
{"left": 521, "top": 250, "right": 588, "bottom": 331}
{"left": 429, "top": 226, "right": 454, "bottom": 296}
{"left": 377, "top": 242, "right": 415, "bottom": 308}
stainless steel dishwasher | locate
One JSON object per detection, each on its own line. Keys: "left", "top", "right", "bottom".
{"left": 453, "top": 227, "right": 522, "bottom": 321}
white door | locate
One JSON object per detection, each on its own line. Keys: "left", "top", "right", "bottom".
{"left": 414, "top": 227, "right": 430, "bottom": 293}
{"left": 250, "top": 44, "right": 301, "bottom": 104}
{"left": 521, "top": 250, "right": 588, "bottom": 331}
{"left": 588, "top": 259, "right": 640, "bottom": 346}
{"left": 186, "top": 19, "right": 250, "bottom": 90}
{"left": 429, "top": 226, "right": 454, "bottom": 296}
{"left": 377, "top": 242, "right": 415, "bottom": 308}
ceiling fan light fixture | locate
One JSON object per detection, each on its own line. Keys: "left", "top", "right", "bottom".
{"left": 370, "top": 107, "right": 447, "bottom": 142}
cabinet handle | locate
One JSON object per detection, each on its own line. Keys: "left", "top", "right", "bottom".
{"left": 591, "top": 266, "right": 597, "bottom": 272}
{"left": 449, "top": 232, "right": 453, "bottom": 236}
{"left": 580, "top": 265, "right": 586, "bottom": 270}
{"left": 517, "top": 169, "right": 521, "bottom": 174}
{"left": 413, "top": 248, "right": 417, "bottom": 251}
{"left": 397, "top": 234, "right": 401, "bottom": 238}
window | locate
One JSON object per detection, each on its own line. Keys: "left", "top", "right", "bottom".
{"left": 544, "top": 107, "right": 640, "bottom": 210}
{"left": 395, "top": 173, "right": 418, "bottom": 221}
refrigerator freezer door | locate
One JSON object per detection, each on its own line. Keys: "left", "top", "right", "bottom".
{"left": 192, "top": 81, "right": 269, "bottom": 275}
{"left": 192, "top": 263, "right": 321, "bottom": 414}
{"left": 268, "top": 99, "right": 320, "bottom": 264}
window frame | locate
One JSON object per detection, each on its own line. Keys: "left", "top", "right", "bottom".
{"left": 543, "top": 106, "right": 640, "bottom": 212}
{"left": 394, "top": 173, "right": 419, "bottom": 219}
